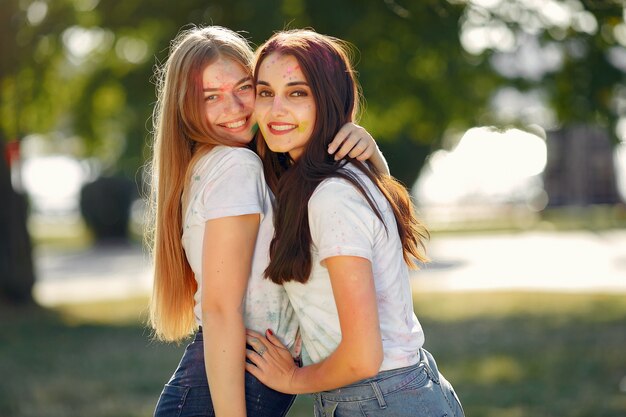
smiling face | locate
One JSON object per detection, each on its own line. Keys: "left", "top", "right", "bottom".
{"left": 254, "top": 53, "right": 316, "bottom": 160}
{"left": 202, "top": 57, "right": 255, "bottom": 145}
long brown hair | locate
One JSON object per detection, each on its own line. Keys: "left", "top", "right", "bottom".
{"left": 255, "top": 30, "right": 428, "bottom": 285}
{"left": 146, "top": 26, "right": 254, "bottom": 342}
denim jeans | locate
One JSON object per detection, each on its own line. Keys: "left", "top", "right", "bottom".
{"left": 312, "top": 348, "right": 464, "bottom": 417}
{"left": 153, "top": 329, "right": 296, "bottom": 417}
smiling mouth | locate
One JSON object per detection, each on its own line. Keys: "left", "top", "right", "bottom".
{"left": 268, "top": 123, "right": 297, "bottom": 134}
{"left": 219, "top": 117, "right": 248, "bottom": 130}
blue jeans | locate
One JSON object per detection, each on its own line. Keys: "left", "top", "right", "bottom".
{"left": 153, "top": 329, "right": 296, "bottom": 417}
{"left": 313, "top": 348, "right": 464, "bottom": 417}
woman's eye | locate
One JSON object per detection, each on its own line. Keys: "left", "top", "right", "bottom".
{"left": 238, "top": 84, "right": 253, "bottom": 92}
{"left": 204, "top": 94, "right": 218, "bottom": 102}
{"left": 291, "top": 90, "right": 307, "bottom": 97}
{"left": 257, "top": 90, "right": 273, "bottom": 98}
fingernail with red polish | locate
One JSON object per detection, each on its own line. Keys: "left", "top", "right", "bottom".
{"left": 267, "top": 329, "right": 273, "bottom": 336}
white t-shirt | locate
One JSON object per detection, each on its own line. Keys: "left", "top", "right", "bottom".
{"left": 283, "top": 163, "right": 424, "bottom": 371}
{"left": 181, "top": 145, "right": 298, "bottom": 349}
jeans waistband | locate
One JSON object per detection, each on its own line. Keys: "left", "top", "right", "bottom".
{"left": 192, "top": 328, "right": 257, "bottom": 355}
{"left": 317, "top": 348, "right": 438, "bottom": 403}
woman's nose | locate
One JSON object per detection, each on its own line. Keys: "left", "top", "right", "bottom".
{"left": 270, "top": 96, "right": 287, "bottom": 116}
{"left": 224, "top": 93, "right": 245, "bottom": 114}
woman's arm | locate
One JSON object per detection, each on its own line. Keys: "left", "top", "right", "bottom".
{"left": 202, "top": 213, "right": 260, "bottom": 417}
{"left": 328, "top": 123, "right": 390, "bottom": 175}
{"left": 246, "top": 255, "right": 383, "bottom": 394}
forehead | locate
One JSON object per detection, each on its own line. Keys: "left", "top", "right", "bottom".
{"left": 258, "top": 53, "right": 304, "bottom": 80}
{"left": 202, "top": 58, "right": 249, "bottom": 87}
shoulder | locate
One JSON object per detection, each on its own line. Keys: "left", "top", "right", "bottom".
{"left": 220, "top": 146, "right": 262, "bottom": 164}
{"left": 311, "top": 176, "right": 355, "bottom": 198}
{"left": 311, "top": 164, "right": 373, "bottom": 201}
{"left": 308, "top": 164, "right": 386, "bottom": 223}
{"left": 191, "top": 146, "right": 267, "bottom": 216}
{"left": 195, "top": 146, "right": 262, "bottom": 175}
{"left": 211, "top": 146, "right": 262, "bottom": 167}
{"left": 307, "top": 168, "right": 379, "bottom": 247}
{"left": 309, "top": 174, "right": 365, "bottom": 214}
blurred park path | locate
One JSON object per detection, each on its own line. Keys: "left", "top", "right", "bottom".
{"left": 33, "top": 243, "right": 153, "bottom": 306}
{"left": 414, "top": 229, "right": 626, "bottom": 293}
{"left": 33, "top": 229, "right": 626, "bottom": 306}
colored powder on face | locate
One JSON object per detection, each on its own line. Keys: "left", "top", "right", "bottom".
{"left": 251, "top": 122, "right": 259, "bottom": 135}
{"left": 297, "top": 121, "right": 309, "bottom": 133}
{"left": 285, "top": 65, "right": 300, "bottom": 81}
{"left": 286, "top": 64, "right": 300, "bottom": 74}
{"left": 258, "top": 123, "right": 269, "bottom": 137}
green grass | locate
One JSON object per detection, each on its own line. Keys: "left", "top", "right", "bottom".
{"left": 424, "top": 204, "right": 626, "bottom": 235}
{"left": 2, "top": 292, "right": 625, "bottom": 417}
{"left": 411, "top": 292, "right": 626, "bottom": 417}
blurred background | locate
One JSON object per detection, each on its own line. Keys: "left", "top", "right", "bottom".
{"left": 1, "top": 0, "right": 625, "bottom": 416}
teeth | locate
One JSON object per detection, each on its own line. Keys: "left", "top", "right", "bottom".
{"left": 223, "top": 119, "right": 246, "bottom": 129}
{"left": 271, "top": 124, "right": 296, "bottom": 131}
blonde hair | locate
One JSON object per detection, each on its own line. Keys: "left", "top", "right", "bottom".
{"left": 146, "top": 26, "right": 254, "bottom": 342}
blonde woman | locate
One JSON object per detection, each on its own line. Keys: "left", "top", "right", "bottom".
{"left": 147, "top": 26, "right": 388, "bottom": 417}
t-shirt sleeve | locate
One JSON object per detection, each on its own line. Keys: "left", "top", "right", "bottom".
{"left": 197, "top": 149, "right": 265, "bottom": 220}
{"left": 308, "top": 180, "right": 376, "bottom": 263}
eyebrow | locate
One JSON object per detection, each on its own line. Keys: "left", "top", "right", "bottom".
{"left": 203, "top": 76, "right": 252, "bottom": 92}
{"left": 256, "top": 80, "right": 309, "bottom": 87}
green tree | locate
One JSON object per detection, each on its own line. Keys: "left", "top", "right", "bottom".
{"left": 0, "top": 0, "right": 35, "bottom": 304}
{"left": 0, "top": 135, "right": 35, "bottom": 304}
{"left": 1, "top": 0, "right": 624, "bottom": 300}
{"left": 1, "top": 0, "right": 495, "bottom": 187}
{"left": 8, "top": 0, "right": 623, "bottom": 185}
{"left": 453, "top": 0, "right": 626, "bottom": 132}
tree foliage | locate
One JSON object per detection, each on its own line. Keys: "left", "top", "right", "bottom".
{"left": 455, "top": 0, "right": 626, "bottom": 133}
{"left": 1, "top": 0, "right": 625, "bottom": 186}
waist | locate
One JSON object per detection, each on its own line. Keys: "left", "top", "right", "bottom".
{"left": 317, "top": 349, "right": 435, "bottom": 402}
{"left": 319, "top": 365, "right": 420, "bottom": 402}
{"left": 192, "top": 327, "right": 301, "bottom": 364}
{"left": 303, "top": 342, "right": 422, "bottom": 370}
{"left": 192, "top": 328, "right": 266, "bottom": 353}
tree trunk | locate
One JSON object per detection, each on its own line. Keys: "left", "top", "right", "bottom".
{"left": 0, "top": 138, "right": 35, "bottom": 304}
{"left": 544, "top": 125, "right": 622, "bottom": 206}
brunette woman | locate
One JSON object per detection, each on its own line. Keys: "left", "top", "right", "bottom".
{"left": 246, "top": 29, "right": 465, "bottom": 417}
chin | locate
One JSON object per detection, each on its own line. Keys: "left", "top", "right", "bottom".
{"left": 263, "top": 141, "right": 284, "bottom": 154}
{"left": 266, "top": 146, "right": 288, "bottom": 155}
{"left": 231, "top": 136, "right": 254, "bottom": 146}
{"left": 227, "top": 130, "right": 255, "bottom": 145}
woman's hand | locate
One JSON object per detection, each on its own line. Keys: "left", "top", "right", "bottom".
{"left": 328, "top": 122, "right": 376, "bottom": 161}
{"left": 245, "top": 329, "right": 299, "bottom": 394}
{"left": 328, "top": 123, "right": 389, "bottom": 174}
